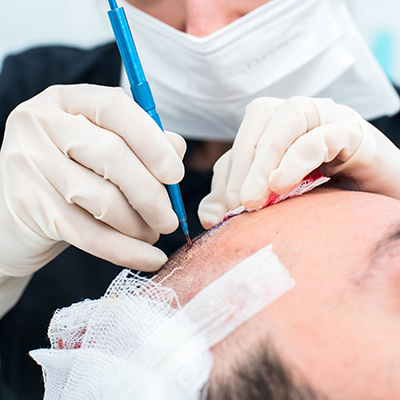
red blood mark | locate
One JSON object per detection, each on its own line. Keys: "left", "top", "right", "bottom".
{"left": 222, "top": 214, "right": 232, "bottom": 222}
{"left": 55, "top": 328, "right": 86, "bottom": 350}
{"left": 185, "top": 234, "right": 193, "bottom": 249}
{"left": 262, "top": 169, "right": 325, "bottom": 208}
{"left": 263, "top": 192, "right": 280, "bottom": 207}
{"left": 185, "top": 243, "right": 193, "bottom": 251}
{"left": 223, "top": 169, "right": 326, "bottom": 223}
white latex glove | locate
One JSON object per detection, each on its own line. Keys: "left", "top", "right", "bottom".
{"left": 199, "top": 96, "right": 400, "bottom": 229}
{"left": 0, "top": 84, "right": 187, "bottom": 279}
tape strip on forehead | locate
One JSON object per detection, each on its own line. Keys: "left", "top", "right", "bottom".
{"left": 29, "top": 244, "right": 295, "bottom": 400}
{"left": 181, "top": 244, "right": 296, "bottom": 349}
{"left": 112, "top": 244, "right": 296, "bottom": 398}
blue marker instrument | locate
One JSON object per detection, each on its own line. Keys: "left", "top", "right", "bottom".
{"left": 107, "top": 0, "right": 191, "bottom": 245}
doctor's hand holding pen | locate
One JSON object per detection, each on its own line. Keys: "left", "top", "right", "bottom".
{"left": 0, "top": 84, "right": 187, "bottom": 281}
{"left": 2, "top": 88, "right": 400, "bottom": 281}
{"left": 199, "top": 96, "right": 400, "bottom": 229}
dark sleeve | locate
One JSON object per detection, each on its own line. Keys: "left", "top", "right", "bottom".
{"left": 0, "top": 43, "right": 123, "bottom": 400}
{"left": 0, "top": 42, "right": 121, "bottom": 147}
{"left": 369, "top": 86, "right": 400, "bottom": 147}
{"left": 0, "top": 42, "right": 213, "bottom": 400}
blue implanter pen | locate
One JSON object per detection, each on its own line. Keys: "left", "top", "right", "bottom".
{"left": 107, "top": 0, "right": 192, "bottom": 246}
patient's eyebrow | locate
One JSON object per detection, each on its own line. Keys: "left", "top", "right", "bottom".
{"left": 375, "top": 225, "right": 400, "bottom": 254}
{"left": 363, "top": 224, "right": 400, "bottom": 284}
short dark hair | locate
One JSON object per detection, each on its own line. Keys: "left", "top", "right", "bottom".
{"left": 206, "top": 340, "right": 326, "bottom": 400}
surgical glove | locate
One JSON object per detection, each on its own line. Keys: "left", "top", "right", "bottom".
{"left": 199, "top": 96, "right": 400, "bottom": 229}
{"left": 0, "top": 84, "right": 186, "bottom": 279}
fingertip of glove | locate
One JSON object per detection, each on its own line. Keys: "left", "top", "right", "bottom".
{"left": 150, "top": 250, "right": 169, "bottom": 271}
{"left": 157, "top": 158, "right": 185, "bottom": 184}
{"left": 200, "top": 218, "right": 219, "bottom": 231}
{"left": 164, "top": 131, "right": 187, "bottom": 160}
{"left": 198, "top": 201, "right": 225, "bottom": 231}
{"left": 157, "top": 212, "right": 179, "bottom": 235}
{"left": 241, "top": 175, "right": 270, "bottom": 206}
{"left": 241, "top": 188, "right": 267, "bottom": 209}
{"left": 243, "top": 199, "right": 264, "bottom": 209}
{"left": 269, "top": 170, "right": 298, "bottom": 194}
{"left": 134, "top": 247, "right": 168, "bottom": 272}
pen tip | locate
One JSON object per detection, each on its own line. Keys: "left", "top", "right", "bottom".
{"left": 185, "top": 234, "right": 192, "bottom": 248}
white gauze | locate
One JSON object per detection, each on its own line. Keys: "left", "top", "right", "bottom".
{"left": 30, "top": 244, "right": 295, "bottom": 400}
{"left": 225, "top": 169, "right": 330, "bottom": 219}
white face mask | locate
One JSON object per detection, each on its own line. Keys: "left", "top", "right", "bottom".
{"left": 120, "top": 0, "right": 400, "bottom": 142}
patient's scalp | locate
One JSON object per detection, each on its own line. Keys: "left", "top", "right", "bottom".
{"left": 156, "top": 215, "right": 267, "bottom": 304}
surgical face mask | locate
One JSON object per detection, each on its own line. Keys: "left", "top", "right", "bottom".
{"left": 120, "top": 0, "right": 400, "bottom": 142}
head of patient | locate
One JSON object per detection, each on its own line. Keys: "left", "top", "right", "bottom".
{"left": 155, "top": 188, "right": 400, "bottom": 400}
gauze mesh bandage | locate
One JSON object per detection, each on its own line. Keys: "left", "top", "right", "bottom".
{"left": 30, "top": 245, "right": 295, "bottom": 400}
{"left": 225, "top": 169, "right": 330, "bottom": 219}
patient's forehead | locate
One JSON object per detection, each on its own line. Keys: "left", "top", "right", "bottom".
{"left": 156, "top": 188, "right": 400, "bottom": 304}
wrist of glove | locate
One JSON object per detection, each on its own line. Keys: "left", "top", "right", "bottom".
{"left": 0, "top": 166, "right": 69, "bottom": 277}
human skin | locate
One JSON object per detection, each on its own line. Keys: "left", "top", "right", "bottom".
{"left": 126, "top": 0, "right": 270, "bottom": 37}
{"left": 156, "top": 188, "right": 400, "bottom": 399}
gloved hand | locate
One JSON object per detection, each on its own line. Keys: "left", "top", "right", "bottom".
{"left": 0, "top": 84, "right": 186, "bottom": 278}
{"left": 199, "top": 96, "right": 400, "bottom": 229}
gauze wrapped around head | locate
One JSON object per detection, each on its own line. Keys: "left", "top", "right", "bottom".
{"left": 30, "top": 245, "right": 295, "bottom": 400}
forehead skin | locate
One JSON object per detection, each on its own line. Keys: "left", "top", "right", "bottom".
{"left": 156, "top": 188, "right": 400, "bottom": 399}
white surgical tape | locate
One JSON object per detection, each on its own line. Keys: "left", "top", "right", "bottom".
{"left": 182, "top": 244, "right": 296, "bottom": 349}
{"left": 30, "top": 245, "right": 295, "bottom": 400}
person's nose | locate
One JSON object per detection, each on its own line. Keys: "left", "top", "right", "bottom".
{"left": 184, "top": 0, "right": 246, "bottom": 37}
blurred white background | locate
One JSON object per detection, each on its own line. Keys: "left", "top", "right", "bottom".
{"left": 349, "top": 0, "right": 400, "bottom": 85}
{"left": 0, "top": 0, "right": 399, "bottom": 84}
{"left": 0, "top": 0, "right": 113, "bottom": 68}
